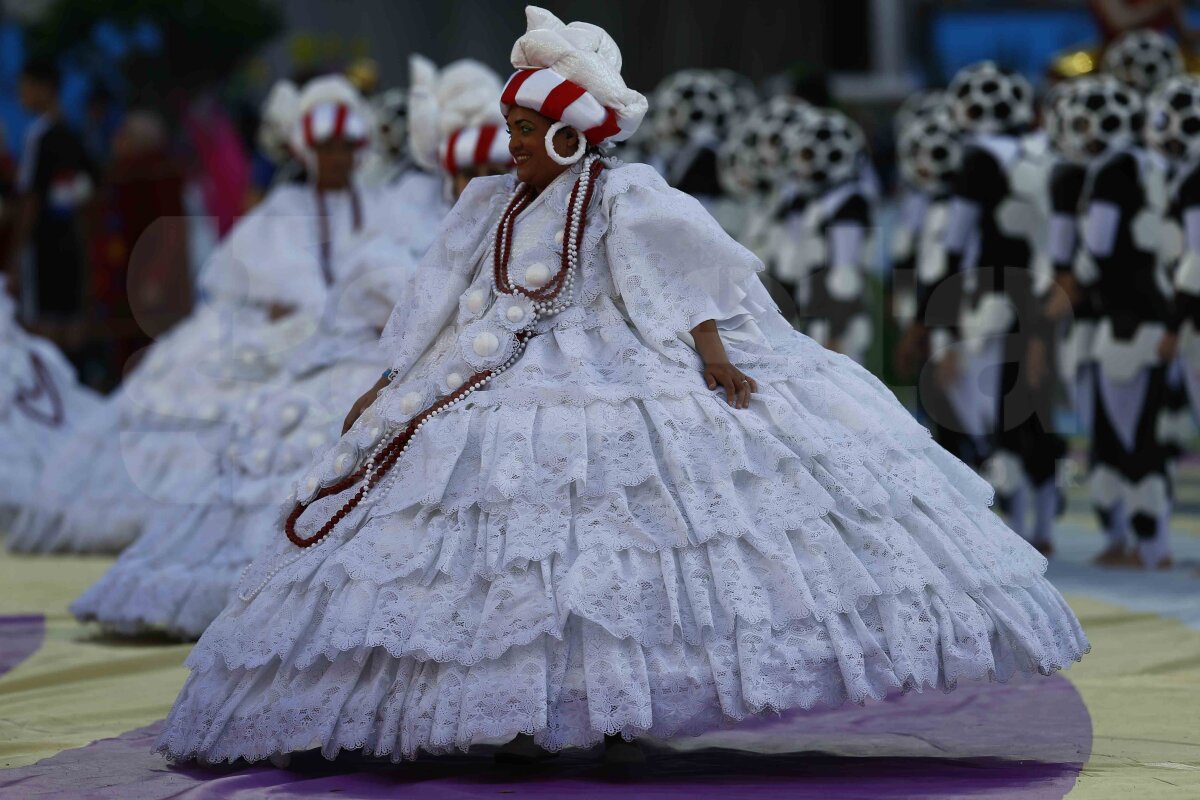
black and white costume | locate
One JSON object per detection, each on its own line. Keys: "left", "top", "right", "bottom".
{"left": 890, "top": 89, "right": 953, "bottom": 331}
{"left": 1078, "top": 147, "right": 1176, "bottom": 565}
{"left": 648, "top": 69, "right": 756, "bottom": 223}
{"left": 1146, "top": 77, "right": 1200, "bottom": 457}
{"left": 1103, "top": 29, "right": 1184, "bottom": 95}
{"left": 771, "top": 107, "right": 874, "bottom": 362}
{"left": 928, "top": 62, "right": 1063, "bottom": 544}
{"left": 360, "top": 86, "right": 413, "bottom": 188}
{"left": 718, "top": 95, "right": 813, "bottom": 320}
{"left": 896, "top": 102, "right": 980, "bottom": 464}
{"left": 1043, "top": 79, "right": 1097, "bottom": 451}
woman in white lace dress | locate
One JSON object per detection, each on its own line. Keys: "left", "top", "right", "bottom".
{"left": 158, "top": 7, "right": 1088, "bottom": 767}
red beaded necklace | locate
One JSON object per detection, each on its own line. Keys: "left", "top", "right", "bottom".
{"left": 285, "top": 160, "right": 603, "bottom": 548}
{"left": 315, "top": 186, "right": 362, "bottom": 285}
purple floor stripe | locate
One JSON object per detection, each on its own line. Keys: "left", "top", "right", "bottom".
{"left": 0, "top": 672, "right": 1090, "bottom": 799}
{"left": 0, "top": 615, "right": 45, "bottom": 677}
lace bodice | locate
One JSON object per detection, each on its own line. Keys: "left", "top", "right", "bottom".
{"left": 377, "top": 162, "right": 765, "bottom": 407}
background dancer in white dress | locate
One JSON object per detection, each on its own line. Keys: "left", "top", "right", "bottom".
{"left": 5, "top": 78, "right": 352, "bottom": 556}
{"left": 155, "top": 7, "right": 1087, "bottom": 769}
{"left": 67, "top": 73, "right": 459, "bottom": 638}
{"left": 5, "top": 76, "right": 378, "bottom": 555}
{"left": 0, "top": 276, "right": 98, "bottom": 532}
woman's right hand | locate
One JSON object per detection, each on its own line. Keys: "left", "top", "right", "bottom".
{"left": 342, "top": 376, "right": 390, "bottom": 434}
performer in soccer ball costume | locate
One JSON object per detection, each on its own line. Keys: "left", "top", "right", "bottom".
{"left": 717, "top": 95, "right": 813, "bottom": 321}
{"left": 1042, "top": 80, "right": 1097, "bottom": 476}
{"left": 890, "top": 90, "right": 951, "bottom": 334}
{"left": 647, "top": 69, "right": 756, "bottom": 226}
{"left": 778, "top": 107, "right": 875, "bottom": 362}
{"left": 1103, "top": 28, "right": 1185, "bottom": 94}
{"left": 1065, "top": 75, "right": 1177, "bottom": 568}
{"left": 894, "top": 102, "right": 975, "bottom": 464}
{"left": 918, "top": 61, "right": 1064, "bottom": 550}
{"left": 1140, "top": 74, "right": 1199, "bottom": 462}
{"left": 358, "top": 86, "right": 412, "bottom": 188}
{"left": 1148, "top": 76, "right": 1200, "bottom": 501}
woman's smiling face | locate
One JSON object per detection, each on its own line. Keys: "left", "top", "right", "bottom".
{"left": 505, "top": 105, "right": 581, "bottom": 192}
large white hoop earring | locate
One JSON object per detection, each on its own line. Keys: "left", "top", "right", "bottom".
{"left": 545, "top": 121, "right": 586, "bottom": 166}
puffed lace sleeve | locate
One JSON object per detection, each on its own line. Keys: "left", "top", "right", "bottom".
{"left": 603, "top": 164, "right": 765, "bottom": 358}
{"left": 326, "top": 234, "right": 421, "bottom": 335}
{"left": 378, "top": 174, "right": 511, "bottom": 380}
{"left": 198, "top": 187, "right": 327, "bottom": 314}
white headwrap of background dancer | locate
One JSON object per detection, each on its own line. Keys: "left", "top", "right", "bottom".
{"left": 407, "top": 55, "right": 512, "bottom": 175}
{"left": 500, "top": 5, "right": 648, "bottom": 163}
{"left": 258, "top": 80, "right": 300, "bottom": 165}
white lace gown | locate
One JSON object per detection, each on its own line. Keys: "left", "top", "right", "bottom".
{"left": 158, "top": 163, "right": 1088, "bottom": 763}
{"left": 68, "top": 183, "right": 437, "bottom": 636}
{"left": 0, "top": 283, "right": 99, "bottom": 530}
{"left": 5, "top": 180, "right": 432, "bottom": 555}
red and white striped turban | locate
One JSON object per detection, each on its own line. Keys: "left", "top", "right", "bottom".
{"left": 291, "top": 75, "right": 372, "bottom": 164}
{"left": 302, "top": 101, "right": 369, "bottom": 148}
{"left": 501, "top": 68, "right": 626, "bottom": 145}
{"left": 439, "top": 124, "right": 513, "bottom": 174}
{"left": 408, "top": 55, "right": 513, "bottom": 175}
{"left": 501, "top": 6, "right": 647, "bottom": 145}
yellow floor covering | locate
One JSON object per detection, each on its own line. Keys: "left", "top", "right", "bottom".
{"left": 1, "top": 547, "right": 1199, "bottom": 797}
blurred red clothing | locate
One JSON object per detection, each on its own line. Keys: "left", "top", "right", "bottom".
{"left": 1090, "top": 0, "right": 1177, "bottom": 42}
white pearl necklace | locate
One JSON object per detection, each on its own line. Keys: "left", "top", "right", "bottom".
{"left": 270, "top": 155, "right": 602, "bottom": 568}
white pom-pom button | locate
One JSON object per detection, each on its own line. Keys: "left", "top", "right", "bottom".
{"left": 446, "top": 372, "right": 464, "bottom": 391}
{"left": 334, "top": 451, "right": 354, "bottom": 476}
{"left": 524, "top": 262, "right": 551, "bottom": 287}
{"left": 466, "top": 289, "right": 487, "bottom": 313}
{"left": 506, "top": 305, "right": 525, "bottom": 323}
{"left": 473, "top": 332, "right": 499, "bottom": 357}
{"left": 307, "top": 432, "right": 326, "bottom": 449}
{"left": 400, "top": 391, "right": 422, "bottom": 415}
{"left": 303, "top": 476, "right": 319, "bottom": 495}
{"left": 554, "top": 229, "right": 565, "bottom": 245}
{"left": 366, "top": 424, "right": 382, "bottom": 442}
{"left": 281, "top": 405, "right": 301, "bottom": 425}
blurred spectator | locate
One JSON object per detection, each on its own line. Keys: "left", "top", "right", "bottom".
{"left": 101, "top": 110, "right": 189, "bottom": 383}
{"left": 3, "top": 57, "right": 97, "bottom": 371}
{"left": 181, "top": 94, "right": 250, "bottom": 239}
{"left": 0, "top": 122, "right": 17, "bottom": 261}
{"left": 83, "top": 84, "right": 121, "bottom": 166}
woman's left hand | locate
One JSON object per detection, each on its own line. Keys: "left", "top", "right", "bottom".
{"left": 704, "top": 362, "right": 758, "bottom": 409}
